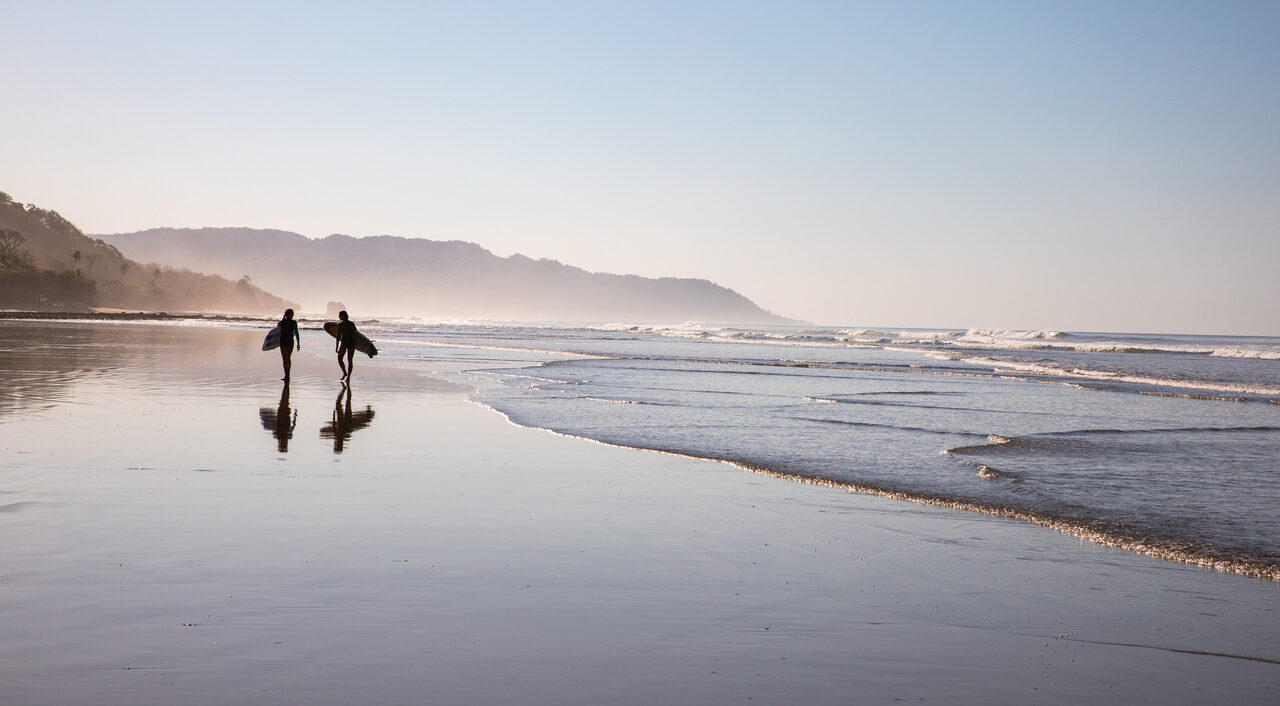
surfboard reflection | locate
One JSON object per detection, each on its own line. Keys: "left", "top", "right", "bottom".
{"left": 320, "top": 383, "right": 375, "bottom": 454}
{"left": 259, "top": 381, "right": 297, "bottom": 453}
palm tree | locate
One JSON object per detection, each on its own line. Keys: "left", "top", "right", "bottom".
{"left": 71, "top": 250, "right": 82, "bottom": 268}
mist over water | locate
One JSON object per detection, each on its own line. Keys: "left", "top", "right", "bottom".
{"left": 344, "top": 322, "right": 1280, "bottom": 580}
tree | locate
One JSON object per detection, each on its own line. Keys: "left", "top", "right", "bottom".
{"left": 72, "top": 250, "right": 82, "bottom": 267}
{"left": 86, "top": 254, "right": 99, "bottom": 274}
{"left": 0, "top": 229, "right": 30, "bottom": 269}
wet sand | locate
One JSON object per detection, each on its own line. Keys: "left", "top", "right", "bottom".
{"left": 1, "top": 320, "right": 1276, "bottom": 704}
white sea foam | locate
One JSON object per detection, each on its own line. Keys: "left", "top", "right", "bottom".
{"left": 976, "top": 465, "right": 1003, "bottom": 479}
{"left": 598, "top": 323, "right": 1277, "bottom": 363}
{"left": 601, "top": 323, "right": 971, "bottom": 350}
{"left": 1211, "top": 346, "right": 1280, "bottom": 360}
{"left": 943, "top": 353, "right": 1280, "bottom": 397}
{"left": 946, "top": 330, "right": 1280, "bottom": 359}
{"left": 961, "top": 328, "right": 1065, "bottom": 342}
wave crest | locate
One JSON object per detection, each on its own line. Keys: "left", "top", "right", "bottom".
{"left": 963, "top": 328, "right": 1066, "bottom": 341}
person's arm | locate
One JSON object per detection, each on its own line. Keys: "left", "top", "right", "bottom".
{"left": 294, "top": 323, "right": 301, "bottom": 349}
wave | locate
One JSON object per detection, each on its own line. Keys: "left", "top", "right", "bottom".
{"left": 1212, "top": 347, "right": 1280, "bottom": 360}
{"left": 943, "top": 426, "right": 1280, "bottom": 457}
{"left": 596, "top": 323, "right": 967, "bottom": 348}
{"left": 386, "top": 321, "right": 1280, "bottom": 368}
{"left": 961, "top": 328, "right": 1066, "bottom": 341}
{"left": 794, "top": 415, "right": 978, "bottom": 438}
{"left": 803, "top": 395, "right": 1028, "bottom": 415}
{"left": 943, "top": 434, "right": 1019, "bottom": 455}
{"left": 948, "top": 330, "right": 1280, "bottom": 359}
{"left": 581, "top": 396, "right": 681, "bottom": 407}
{"left": 928, "top": 353, "right": 1280, "bottom": 397}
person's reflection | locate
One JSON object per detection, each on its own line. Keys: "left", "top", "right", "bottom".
{"left": 320, "top": 383, "right": 375, "bottom": 454}
{"left": 259, "top": 381, "right": 297, "bottom": 453}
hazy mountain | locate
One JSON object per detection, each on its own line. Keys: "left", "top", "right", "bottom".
{"left": 97, "top": 228, "right": 795, "bottom": 323}
{"left": 0, "top": 192, "right": 292, "bottom": 314}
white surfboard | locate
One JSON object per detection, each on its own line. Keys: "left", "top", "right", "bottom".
{"left": 262, "top": 324, "right": 282, "bottom": 351}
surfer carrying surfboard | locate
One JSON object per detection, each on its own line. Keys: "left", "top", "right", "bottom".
{"left": 322, "top": 312, "right": 377, "bottom": 381}
{"left": 278, "top": 308, "right": 301, "bottom": 381}
{"left": 334, "top": 310, "right": 359, "bottom": 381}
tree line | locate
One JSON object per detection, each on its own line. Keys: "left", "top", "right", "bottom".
{"left": 0, "top": 226, "right": 98, "bottom": 307}
{"left": 0, "top": 191, "right": 293, "bottom": 313}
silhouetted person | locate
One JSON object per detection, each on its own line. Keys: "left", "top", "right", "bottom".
{"left": 335, "top": 310, "right": 359, "bottom": 381}
{"left": 259, "top": 381, "right": 297, "bottom": 453}
{"left": 278, "top": 308, "right": 301, "bottom": 381}
{"left": 320, "top": 383, "right": 375, "bottom": 454}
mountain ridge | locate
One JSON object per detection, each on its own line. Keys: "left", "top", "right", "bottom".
{"left": 98, "top": 227, "right": 797, "bottom": 324}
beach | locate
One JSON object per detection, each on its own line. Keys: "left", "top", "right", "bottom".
{"left": 1, "top": 319, "right": 1276, "bottom": 704}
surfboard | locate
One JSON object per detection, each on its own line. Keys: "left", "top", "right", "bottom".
{"left": 323, "top": 321, "right": 378, "bottom": 357}
{"left": 262, "top": 324, "right": 282, "bottom": 351}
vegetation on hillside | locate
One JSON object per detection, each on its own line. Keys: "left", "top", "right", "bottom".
{"left": 0, "top": 191, "right": 294, "bottom": 314}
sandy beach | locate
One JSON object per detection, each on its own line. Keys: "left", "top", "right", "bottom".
{"left": 1, "top": 319, "right": 1276, "bottom": 705}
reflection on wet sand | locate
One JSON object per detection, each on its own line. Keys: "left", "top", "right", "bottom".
{"left": 259, "top": 382, "right": 297, "bottom": 453}
{"left": 320, "top": 383, "right": 375, "bottom": 454}
{"left": 1, "top": 320, "right": 284, "bottom": 420}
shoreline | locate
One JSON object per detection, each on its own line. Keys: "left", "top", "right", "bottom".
{"left": 491, "top": 408, "right": 1280, "bottom": 582}
{"left": 0, "top": 309, "right": 267, "bottom": 321}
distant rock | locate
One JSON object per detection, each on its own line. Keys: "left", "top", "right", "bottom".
{"left": 98, "top": 227, "right": 796, "bottom": 324}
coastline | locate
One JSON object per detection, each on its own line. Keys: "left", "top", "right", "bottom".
{"left": 1, "top": 320, "right": 1276, "bottom": 704}
{"left": 0, "top": 309, "right": 268, "bottom": 321}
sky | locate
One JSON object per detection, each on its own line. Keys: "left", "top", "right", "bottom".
{"left": 2, "top": 0, "right": 1277, "bottom": 334}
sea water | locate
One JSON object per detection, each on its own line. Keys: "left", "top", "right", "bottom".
{"left": 167, "top": 318, "right": 1272, "bottom": 580}
{"left": 340, "top": 321, "right": 1280, "bottom": 581}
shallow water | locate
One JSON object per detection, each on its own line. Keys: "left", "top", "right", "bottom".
{"left": 350, "top": 321, "right": 1280, "bottom": 579}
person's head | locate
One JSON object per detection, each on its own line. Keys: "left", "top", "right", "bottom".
{"left": 338, "top": 310, "right": 348, "bottom": 321}
{"left": 284, "top": 308, "right": 294, "bottom": 319}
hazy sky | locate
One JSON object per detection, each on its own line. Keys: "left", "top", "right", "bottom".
{"left": 3, "top": 1, "right": 1277, "bottom": 333}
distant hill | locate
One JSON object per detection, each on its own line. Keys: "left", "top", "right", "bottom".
{"left": 98, "top": 227, "right": 795, "bottom": 323}
{"left": 0, "top": 192, "right": 293, "bottom": 314}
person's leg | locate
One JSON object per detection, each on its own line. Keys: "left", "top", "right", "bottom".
{"left": 281, "top": 346, "right": 293, "bottom": 381}
{"left": 344, "top": 348, "right": 355, "bottom": 379}
{"left": 337, "top": 346, "right": 348, "bottom": 379}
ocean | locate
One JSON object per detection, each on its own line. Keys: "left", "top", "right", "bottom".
{"left": 327, "top": 320, "right": 1280, "bottom": 582}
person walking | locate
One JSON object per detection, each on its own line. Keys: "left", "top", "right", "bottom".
{"left": 335, "top": 310, "right": 359, "bottom": 382}
{"left": 278, "top": 308, "right": 301, "bottom": 381}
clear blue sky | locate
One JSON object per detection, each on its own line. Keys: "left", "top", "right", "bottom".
{"left": 3, "top": 1, "right": 1277, "bottom": 333}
